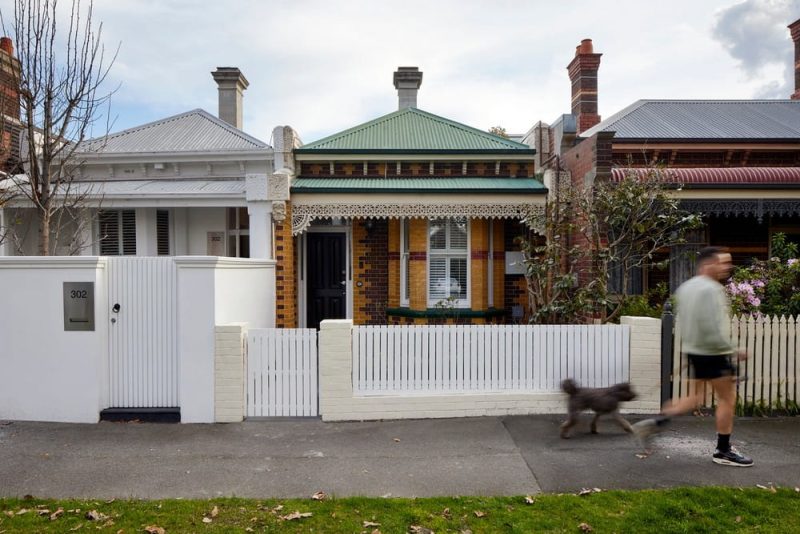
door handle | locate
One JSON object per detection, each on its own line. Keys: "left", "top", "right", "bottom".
{"left": 340, "top": 281, "right": 346, "bottom": 286}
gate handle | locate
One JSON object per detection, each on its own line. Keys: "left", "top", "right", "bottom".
{"left": 112, "top": 303, "right": 121, "bottom": 313}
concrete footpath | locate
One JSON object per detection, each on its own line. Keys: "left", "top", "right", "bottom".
{"left": 0, "top": 415, "right": 797, "bottom": 499}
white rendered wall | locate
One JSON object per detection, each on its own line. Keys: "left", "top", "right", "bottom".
{"left": 0, "top": 257, "right": 108, "bottom": 422}
{"left": 187, "top": 208, "right": 226, "bottom": 255}
{"left": 175, "top": 257, "right": 276, "bottom": 423}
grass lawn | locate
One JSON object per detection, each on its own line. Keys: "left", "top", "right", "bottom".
{"left": 1, "top": 487, "right": 799, "bottom": 533}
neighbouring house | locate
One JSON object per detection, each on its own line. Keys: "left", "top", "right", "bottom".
{"left": 0, "top": 63, "right": 293, "bottom": 260}
{"left": 526, "top": 19, "right": 800, "bottom": 294}
{"left": 276, "top": 67, "right": 547, "bottom": 329}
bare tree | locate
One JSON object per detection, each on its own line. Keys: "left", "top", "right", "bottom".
{"left": 0, "top": 0, "right": 116, "bottom": 255}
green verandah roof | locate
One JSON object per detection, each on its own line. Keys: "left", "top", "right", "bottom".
{"left": 295, "top": 108, "right": 535, "bottom": 153}
{"left": 291, "top": 177, "right": 546, "bottom": 194}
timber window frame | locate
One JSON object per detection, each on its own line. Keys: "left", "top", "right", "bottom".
{"left": 427, "top": 217, "right": 470, "bottom": 307}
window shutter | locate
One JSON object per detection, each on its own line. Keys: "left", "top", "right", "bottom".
{"left": 429, "top": 218, "right": 446, "bottom": 250}
{"left": 429, "top": 257, "right": 448, "bottom": 301}
{"left": 449, "top": 218, "right": 468, "bottom": 250}
{"left": 156, "top": 210, "right": 170, "bottom": 255}
{"left": 449, "top": 257, "right": 468, "bottom": 299}
{"left": 98, "top": 210, "right": 119, "bottom": 255}
{"left": 121, "top": 210, "right": 137, "bottom": 255}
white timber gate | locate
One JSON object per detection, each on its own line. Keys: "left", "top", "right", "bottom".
{"left": 107, "top": 257, "right": 178, "bottom": 408}
{"left": 247, "top": 328, "right": 319, "bottom": 417}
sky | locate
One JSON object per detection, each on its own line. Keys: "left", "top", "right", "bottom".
{"left": 1, "top": 0, "right": 799, "bottom": 145}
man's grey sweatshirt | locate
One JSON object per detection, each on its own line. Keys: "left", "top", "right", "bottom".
{"left": 675, "top": 275, "right": 735, "bottom": 356}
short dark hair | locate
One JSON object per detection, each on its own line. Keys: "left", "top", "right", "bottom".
{"left": 697, "top": 246, "right": 728, "bottom": 265}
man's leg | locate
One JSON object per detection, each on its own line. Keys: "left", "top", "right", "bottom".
{"left": 709, "top": 376, "right": 752, "bottom": 466}
{"left": 631, "top": 380, "right": 705, "bottom": 451}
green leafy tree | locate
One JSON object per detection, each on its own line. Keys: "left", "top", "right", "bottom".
{"left": 488, "top": 126, "right": 509, "bottom": 139}
{"left": 521, "top": 168, "right": 702, "bottom": 324}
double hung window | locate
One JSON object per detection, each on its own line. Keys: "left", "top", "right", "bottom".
{"left": 428, "top": 217, "right": 469, "bottom": 306}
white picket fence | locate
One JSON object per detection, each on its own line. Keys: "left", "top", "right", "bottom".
{"left": 672, "top": 315, "right": 799, "bottom": 410}
{"left": 246, "top": 328, "right": 318, "bottom": 417}
{"left": 353, "top": 324, "right": 630, "bottom": 395}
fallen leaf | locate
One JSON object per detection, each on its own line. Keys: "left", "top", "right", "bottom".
{"left": 393, "top": 438, "right": 401, "bottom": 442}
{"left": 363, "top": 521, "right": 381, "bottom": 527}
{"left": 210, "top": 506, "right": 219, "bottom": 518}
{"left": 372, "top": 530, "right": 382, "bottom": 534}
{"left": 202, "top": 517, "right": 212, "bottom": 524}
{"left": 409, "top": 526, "right": 434, "bottom": 534}
{"left": 756, "top": 484, "right": 768, "bottom": 490}
{"left": 144, "top": 526, "right": 165, "bottom": 534}
{"left": 312, "top": 491, "right": 327, "bottom": 501}
{"left": 381, "top": 493, "right": 392, "bottom": 498}
{"left": 272, "top": 505, "right": 284, "bottom": 513}
{"left": 635, "top": 453, "right": 649, "bottom": 459}
{"left": 4, "top": 511, "right": 14, "bottom": 518}
{"left": 473, "top": 510, "right": 486, "bottom": 518}
{"left": 105, "top": 499, "right": 116, "bottom": 504}
{"left": 524, "top": 495, "right": 535, "bottom": 504}
{"left": 578, "top": 488, "right": 592, "bottom": 496}
{"left": 795, "top": 487, "right": 800, "bottom": 493}
{"left": 102, "top": 519, "right": 116, "bottom": 528}
{"left": 15, "top": 509, "right": 29, "bottom": 516}
{"left": 50, "top": 508, "right": 64, "bottom": 520}
{"left": 735, "top": 516, "right": 742, "bottom": 523}
{"left": 442, "top": 507, "right": 452, "bottom": 519}
{"left": 579, "top": 522, "right": 593, "bottom": 532}
{"left": 37, "top": 509, "right": 51, "bottom": 516}
{"left": 280, "top": 511, "right": 313, "bottom": 521}
{"left": 85, "top": 510, "right": 109, "bottom": 521}
{"left": 460, "top": 530, "right": 473, "bottom": 534}
{"left": 69, "top": 524, "right": 83, "bottom": 531}
{"left": 245, "top": 529, "right": 254, "bottom": 533}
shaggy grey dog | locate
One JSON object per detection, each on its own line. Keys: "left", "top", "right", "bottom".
{"left": 559, "top": 379, "right": 637, "bottom": 438}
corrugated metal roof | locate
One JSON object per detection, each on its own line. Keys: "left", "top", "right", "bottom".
{"left": 297, "top": 108, "right": 533, "bottom": 152}
{"left": 68, "top": 179, "right": 246, "bottom": 197}
{"left": 612, "top": 167, "right": 800, "bottom": 185}
{"left": 291, "top": 177, "right": 545, "bottom": 193}
{"left": 581, "top": 100, "right": 800, "bottom": 140}
{"left": 78, "top": 109, "right": 269, "bottom": 154}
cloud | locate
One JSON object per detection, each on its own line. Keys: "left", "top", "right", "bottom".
{"left": 712, "top": 0, "right": 800, "bottom": 98}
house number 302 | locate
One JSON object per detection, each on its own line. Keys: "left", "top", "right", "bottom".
{"left": 70, "top": 290, "right": 88, "bottom": 299}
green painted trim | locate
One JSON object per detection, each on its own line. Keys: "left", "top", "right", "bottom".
{"left": 294, "top": 148, "right": 537, "bottom": 155}
{"left": 385, "top": 307, "right": 506, "bottom": 319}
{"left": 291, "top": 187, "right": 546, "bottom": 194}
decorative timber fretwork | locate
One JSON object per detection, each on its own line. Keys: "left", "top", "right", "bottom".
{"left": 291, "top": 202, "right": 546, "bottom": 235}
{"left": 681, "top": 199, "right": 800, "bottom": 223}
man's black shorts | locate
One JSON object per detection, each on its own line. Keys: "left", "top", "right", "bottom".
{"left": 687, "top": 353, "right": 735, "bottom": 380}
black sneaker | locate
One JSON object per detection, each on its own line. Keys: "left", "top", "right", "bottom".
{"left": 712, "top": 447, "right": 753, "bottom": 467}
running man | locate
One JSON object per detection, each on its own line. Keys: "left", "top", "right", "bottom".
{"left": 632, "top": 246, "right": 753, "bottom": 467}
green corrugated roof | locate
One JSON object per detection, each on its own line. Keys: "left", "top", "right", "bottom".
{"left": 296, "top": 108, "right": 534, "bottom": 153}
{"left": 291, "top": 177, "right": 546, "bottom": 193}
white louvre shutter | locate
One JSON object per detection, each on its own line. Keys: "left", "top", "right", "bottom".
{"left": 449, "top": 217, "right": 468, "bottom": 250}
{"left": 429, "top": 257, "right": 448, "bottom": 301}
{"left": 429, "top": 218, "right": 447, "bottom": 250}
{"left": 121, "top": 210, "right": 137, "bottom": 255}
{"left": 98, "top": 211, "right": 120, "bottom": 255}
{"left": 156, "top": 210, "right": 170, "bottom": 255}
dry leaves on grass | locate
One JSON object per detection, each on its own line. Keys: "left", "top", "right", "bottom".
{"left": 280, "top": 511, "right": 313, "bottom": 521}
{"left": 578, "top": 522, "right": 593, "bottom": 532}
{"left": 756, "top": 484, "right": 778, "bottom": 493}
{"left": 49, "top": 508, "right": 64, "bottom": 521}
{"left": 363, "top": 521, "right": 381, "bottom": 527}
{"left": 312, "top": 491, "right": 327, "bottom": 501}
{"left": 145, "top": 526, "right": 166, "bottom": 534}
{"left": 211, "top": 506, "right": 219, "bottom": 518}
{"left": 85, "top": 510, "right": 109, "bottom": 521}
{"left": 577, "top": 488, "right": 603, "bottom": 496}
{"left": 441, "top": 508, "right": 452, "bottom": 519}
{"left": 524, "top": 495, "right": 535, "bottom": 505}
{"left": 202, "top": 517, "right": 212, "bottom": 524}
{"left": 473, "top": 510, "right": 486, "bottom": 518}
{"left": 735, "top": 516, "right": 743, "bottom": 523}
{"left": 409, "top": 526, "right": 434, "bottom": 534}
{"left": 69, "top": 524, "right": 83, "bottom": 531}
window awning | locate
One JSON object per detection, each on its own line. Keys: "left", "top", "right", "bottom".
{"left": 612, "top": 167, "right": 800, "bottom": 186}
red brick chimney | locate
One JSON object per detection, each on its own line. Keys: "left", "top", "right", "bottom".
{"left": 567, "top": 39, "right": 602, "bottom": 134}
{"left": 0, "top": 36, "right": 21, "bottom": 172}
{"left": 790, "top": 19, "right": 800, "bottom": 100}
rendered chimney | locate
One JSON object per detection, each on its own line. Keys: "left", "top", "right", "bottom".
{"left": 566, "top": 39, "right": 602, "bottom": 134}
{"left": 393, "top": 67, "right": 423, "bottom": 110}
{"left": 211, "top": 67, "right": 249, "bottom": 129}
{"left": 790, "top": 19, "right": 800, "bottom": 100}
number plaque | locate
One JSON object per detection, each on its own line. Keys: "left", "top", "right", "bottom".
{"left": 63, "top": 282, "right": 95, "bottom": 331}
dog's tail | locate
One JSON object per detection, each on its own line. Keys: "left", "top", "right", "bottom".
{"left": 560, "top": 378, "right": 578, "bottom": 395}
